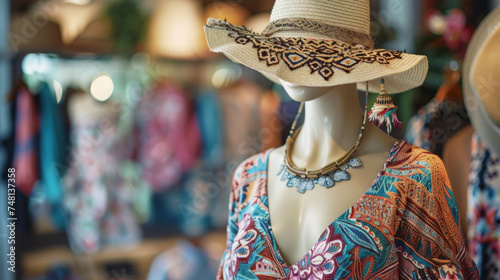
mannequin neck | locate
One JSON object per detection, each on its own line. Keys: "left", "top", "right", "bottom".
{"left": 293, "top": 83, "right": 364, "bottom": 169}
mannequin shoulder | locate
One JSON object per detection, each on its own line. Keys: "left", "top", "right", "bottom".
{"left": 442, "top": 125, "right": 473, "bottom": 191}
{"left": 443, "top": 125, "right": 474, "bottom": 168}
{"left": 230, "top": 149, "right": 274, "bottom": 201}
{"left": 390, "top": 141, "right": 449, "bottom": 177}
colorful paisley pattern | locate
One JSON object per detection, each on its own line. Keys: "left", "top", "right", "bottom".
{"left": 217, "top": 141, "right": 478, "bottom": 279}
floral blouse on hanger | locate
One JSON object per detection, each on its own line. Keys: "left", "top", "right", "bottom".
{"left": 218, "top": 140, "right": 478, "bottom": 279}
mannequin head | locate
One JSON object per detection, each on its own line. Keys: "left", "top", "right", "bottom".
{"left": 280, "top": 80, "right": 358, "bottom": 102}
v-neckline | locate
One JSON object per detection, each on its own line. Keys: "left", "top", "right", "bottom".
{"left": 261, "top": 140, "right": 403, "bottom": 268}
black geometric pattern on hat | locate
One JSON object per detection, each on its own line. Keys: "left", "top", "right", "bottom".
{"left": 217, "top": 21, "right": 403, "bottom": 81}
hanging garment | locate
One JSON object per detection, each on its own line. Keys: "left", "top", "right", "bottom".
{"left": 405, "top": 98, "right": 469, "bottom": 158}
{"left": 147, "top": 240, "right": 219, "bottom": 280}
{"left": 179, "top": 170, "right": 222, "bottom": 237}
{"left": 134, "top": 82, "right": 201, "bottom": 192}
{"left": 194, "top": 89, "right": 225, "bottom": 167}
{"left": 217, "top": 141, "right": 478, "bottom": 279}
{"left": 63, "top": 117, "right": 140, "bottom": 253}
{"left": 37, "top": 82, "right": 68, "bottom": 229}
{"left": 467, "top": 133, "right": 500, "bottom": 280}
{"left": 12, "top": 86, "right": 39, "bottom": 195}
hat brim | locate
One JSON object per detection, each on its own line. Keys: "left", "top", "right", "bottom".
{"left": 204, "top": 18, "right": 428, "bottom": 94}
{"left": 463, "top": 7, "right": 500, "bottom": 155}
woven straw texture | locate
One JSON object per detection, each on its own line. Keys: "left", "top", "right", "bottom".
{"left": 463, "top": 6, "right": 500, "bottom": 154}
{"left": 204, "top": 0, "right": 428, "bottom": 94}
{"left": 270, "top": 0, "right": 370, "bottom": 35}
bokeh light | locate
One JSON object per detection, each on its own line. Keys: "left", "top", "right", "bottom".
{"left": 53, "top": 80, "right": 63, "bottom": 103}
{"left": 90, "top": 74, "right": 114, "bottom": 101}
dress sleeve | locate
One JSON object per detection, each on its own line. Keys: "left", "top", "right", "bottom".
{"left": 216, "top": 163, "right": 244, "bottom": 280}
{"left": 395, "top": 153, "right": 479, "bottom": 279}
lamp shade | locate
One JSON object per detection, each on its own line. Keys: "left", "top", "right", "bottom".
{"left": 204, "top": 2, "right": 250, "bottom": 27}
{"left": 146, "top": 0, "right": 204, "bottom": 59}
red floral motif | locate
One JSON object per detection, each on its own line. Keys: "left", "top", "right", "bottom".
{"left": 230, "top": 218, "right": 258, "bottom": 273}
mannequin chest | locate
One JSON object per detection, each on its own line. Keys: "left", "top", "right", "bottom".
{"left": 266, "top": 146, "right": 392, "bottom": 266}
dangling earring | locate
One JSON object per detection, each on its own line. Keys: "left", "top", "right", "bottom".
{"left": 368, "top": 78, "right": 402, "bottom": 134}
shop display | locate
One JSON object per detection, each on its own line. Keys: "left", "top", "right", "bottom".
{"left": 205, "top": 0, "right": 478, "bottom": 278}
{"left": 5, "top": 0, "right": 499, "bottom": 279}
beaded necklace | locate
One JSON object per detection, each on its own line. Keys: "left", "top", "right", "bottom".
{"left": 278, "top": 83, "right": 368, "bottom": 194}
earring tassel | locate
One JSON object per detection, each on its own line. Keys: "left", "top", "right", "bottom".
{"left": 368, "top": 78, "right": 401, "bottom": 134}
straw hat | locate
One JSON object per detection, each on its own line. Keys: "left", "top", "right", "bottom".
{"left": 204, "top": 0, "right": 428, "bottom": 94}
{"left": 463, "top": 6, "right": 500, "bottom": 155}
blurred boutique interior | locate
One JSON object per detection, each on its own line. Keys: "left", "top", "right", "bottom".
{"left": 0, "top": 0, "right": 499, "bottom": 279}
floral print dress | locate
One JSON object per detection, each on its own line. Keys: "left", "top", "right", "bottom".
{"left": 218, "top": 141, "right": 478, "bottom": 279}
{"left": 63, "top": 118, "right": 140, "bottom": 254}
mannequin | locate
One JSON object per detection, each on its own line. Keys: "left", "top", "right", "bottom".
{"left": 442, "top": 8, "right": 500, "bottom": 278}
{"left": 444, "top": 7, "right": 500, "bottom": 233}
{"left": 267, "top": 82, "right": 396, "bottom": 265}
{"left": 204, "top": 0, "right": 478, "bottom": 278}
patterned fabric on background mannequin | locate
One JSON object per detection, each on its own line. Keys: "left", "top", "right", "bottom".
{"left": 133, "top": 82, "right": 201, "bottom": 192}
{"left": 63, "top": 116, "right": 140, "bottom": 254}
{"left": 405, "top": 64, "right": 469, "bottom": 158}
{"left": 467, "top": 134, "right": 500, "bottom": 279}
{"left": 405, "top": 98, "right": 469, "bottom": 157}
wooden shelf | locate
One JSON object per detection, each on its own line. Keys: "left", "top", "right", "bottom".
{"left": 23, "top": 231, "right": 226, "bottom": 280}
